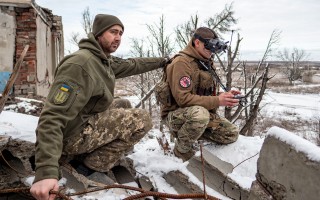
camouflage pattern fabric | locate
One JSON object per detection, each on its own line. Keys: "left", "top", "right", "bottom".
{"left": 202, "top": 113, "right": 239, "bottom": 144}
{"left": 166, "top": 105, "right": 239, "bottom": 153}
{"left": 63, "top": 99, "right": 152, "bottom": 172}
{"left": 166, "top": 106, "right": 209, "bottom": 153}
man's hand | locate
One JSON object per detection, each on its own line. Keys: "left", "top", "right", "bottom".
{"left": 229, "top": 89, "right": 241, "bottom": 96}
{"left": 218, "top": 92, "right": 240, "bottom": 107}
{"left": 30, "top": 179, "right": 59, "bottom": 200}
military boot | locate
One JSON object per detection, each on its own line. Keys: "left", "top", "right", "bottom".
{"left": 173, "top": 147, "right": 195, "bottom": 162}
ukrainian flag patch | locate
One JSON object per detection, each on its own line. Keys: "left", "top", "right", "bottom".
{"left": 60, "top": 84, "right": 70, "bottom": 92}
{"left": 53, "top": 83, "right": 72, "bottom": 104}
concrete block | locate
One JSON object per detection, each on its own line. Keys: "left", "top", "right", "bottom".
{"left": 202, "top": 146, "right": 234, "bottom": 175}
{"left": 187, "top": 156, "right": 249, "bottom": 200}
{"left": 257, "top": 131, "right": 320, "bottom": 200}
{"left": 163, "top": 170, "right": 203, "bottom": 194}
{"left": 248, "top": 181, "right": 273, "bottom": 200}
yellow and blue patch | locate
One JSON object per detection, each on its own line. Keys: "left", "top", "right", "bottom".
{"left": 53, "top": 84, "right": 72, "bottom": 104}
{"left": 60, "top": 84, "right": 70, "bottom": 92}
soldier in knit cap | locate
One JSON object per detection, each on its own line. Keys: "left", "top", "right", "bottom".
{"left": 31, "top": 14, "right": 169, "bottom": 200}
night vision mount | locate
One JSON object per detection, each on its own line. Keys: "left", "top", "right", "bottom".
{"left": 194, "top": 33, "right": 228, "bottom": 54}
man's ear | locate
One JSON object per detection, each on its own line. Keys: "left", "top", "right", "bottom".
{"left": 97, "top": 36, "right": 102, "bottom": 43}
{"left": 194, "top": 39, "right": 201, "bottom": 48}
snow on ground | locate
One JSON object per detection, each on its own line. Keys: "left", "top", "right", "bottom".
{"left": 0, "top": 110, "right": 37, "bottom": 143}
{"left": 263, "top": 91, "right": 320, "bottom": 120}
{"left": 0, "top": 109, "right": 263, "bottom": 199}
{"left": 1, "top": 88, "right": 320, "bottom": 199}
{"left": 204, "top": 135, "right": 264, "bottom": 189}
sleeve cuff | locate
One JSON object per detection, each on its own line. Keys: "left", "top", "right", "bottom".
{"left": 33, "top": 166, "right": 59, "bottom": 183}
{"left": 210, "top": 96, "right": 220, "bottom": 109}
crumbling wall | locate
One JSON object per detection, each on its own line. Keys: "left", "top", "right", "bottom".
{"left": 14, "top": 6, "right": 37, "bottom": 96}
{"left": 0, "top": 0, "right": 63, "bottom": 97}
{"left": 35, "top": 7, "right": 63, "bottom": 97}
{"left": 0, "top": 6, "right": 16, "bottom": 93}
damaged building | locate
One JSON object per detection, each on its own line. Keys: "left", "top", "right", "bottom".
{"left": 0, "top": 0, "right": 63, "bottom": 97}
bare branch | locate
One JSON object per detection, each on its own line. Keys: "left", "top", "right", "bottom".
{"left": 206, "top": 3, "right": 238, "bottom": 36}
{"left": 69, "top": 32, "right": 80, "bottom": 46}
{"left": 175, "top": 14, "right": 199, "bottom": 49}
{"left": 81, "top": 7, "right": 93, "bottom": 35}
{"left": 260, "top": 29, "right": 281, "bottom": 63}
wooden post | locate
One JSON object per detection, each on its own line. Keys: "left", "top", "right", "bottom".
{"left": 0, "top": 45, "right": 29, "bottom": 114}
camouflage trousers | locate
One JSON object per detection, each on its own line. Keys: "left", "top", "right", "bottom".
{"left": 63, "top": 98, "right": 152, "bottom": 172}
{"left": 166, "top": 106, "right": 239, "bottom": 153}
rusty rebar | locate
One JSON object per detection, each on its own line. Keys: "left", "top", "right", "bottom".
{"left": 0, "top": 184, "right": 221, "bottom": 200}
{"left": 123, "top": 191, "right": 220, "bottom": 200}
{"left": 200, "top": 141, "right": 208, "bottom": 199}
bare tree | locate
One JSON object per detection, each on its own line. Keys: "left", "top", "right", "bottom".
{"left": 146, "top": 14, "right": 175, "bottom": 57}
{"left": 277, "top": 48, "right": 309, "bottom": 85}
{"left": 205, "top": 3, "right": 238, "bottom": 37}
{"left": 67, "top": 7, "right": 94, "bottom": 52}
{"left": 175, "top": 14, "right": 199, "bottom": 49}
{"left": 81, "top": 6, "right": 93, "bottom": 35}
{"left": 69, "top": 32, "right": 80, "bottom": 47}
{"left": 239, "top": 30, "right": 281, "bottom": 136}
{"left": 215, "top": 32, "right": 243, "bottom": 120}
{"left": 128, "top": 15, "right": 174, "bottom": 115}
{"left": 129, "top": 39, "right": 147, "bottom": 108}
{"left": 174, "top": 3, "right": 237, "bottom": 48}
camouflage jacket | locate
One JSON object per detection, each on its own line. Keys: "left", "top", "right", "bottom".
{"left": 34, "top": 33, "right": 166, "bottom": 182}
{"left": 160, "top": 40, "right": 220, "bottom": 118}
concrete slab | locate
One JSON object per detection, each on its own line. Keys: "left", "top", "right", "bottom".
{"left": 112, "top": 165, "right": 138, "bottom": 188}
{"left": 201, "top": 146, "right": 234, "bottom": 175}
{"left": 256, "top": 133, "right": 320, "bottom": 200}
{"left": 137, "top": 175, "right": 154, "bottom": 192}
{"left": 163, "top": 170, "right": 203, "bottom": 195}
{"left": 187, "top": 156, "right": 249, "bottom": 200}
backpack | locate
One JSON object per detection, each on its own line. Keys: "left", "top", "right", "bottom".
{"left": 154, "top": 54, "right": 182, "bottom": 106}
{"left": 154, "top": 65, "right": 172, "bottom": 106}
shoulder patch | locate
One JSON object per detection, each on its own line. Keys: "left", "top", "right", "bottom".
{"left": 179, "top": 76, "right": 191, "bottom": 88}
{"left": 53, "top": 84, "right": 72, "bottom": 104}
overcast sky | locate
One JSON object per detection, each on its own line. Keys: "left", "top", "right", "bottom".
{"left": 36, "top": 0, "right": 320, "bottom": 61}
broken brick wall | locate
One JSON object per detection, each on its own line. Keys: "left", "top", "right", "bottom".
{"left": 14, "top": 6, "right": 37, "bottom": 95}
{"left": 0, "top": 1, "right": 63, "bottom": 97}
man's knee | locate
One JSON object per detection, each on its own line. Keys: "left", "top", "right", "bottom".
{"left": 129, "top": 108, "right": 153, "bottom": 135}
{"left": 109, "top": 98, "right": 132, "bottom": 109}
{"left": 203, "top": 120, "right": 239, "bottom": 144}
{"left": 186, "top": 106, "right": 210, "bottom": 125}
{"left": 114, "top": 108, "right": 152, "bottom": 142}
{"left": 224, "top": 126, "right": 239, "bottom": 144}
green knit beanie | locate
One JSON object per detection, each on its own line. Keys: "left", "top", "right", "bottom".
{"left": 92, "top": 14, "right": 124, "bottom": 37}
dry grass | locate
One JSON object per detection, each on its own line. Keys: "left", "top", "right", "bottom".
{"left": 251, "top": 115, "right": 320, "bottom": 145}
{"left": 270, "top": 84, "right": 320, "bottom": 94}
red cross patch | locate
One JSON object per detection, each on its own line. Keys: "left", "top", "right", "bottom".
{"left": 179, "top": 76, "right": 191, "bottom": 88}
